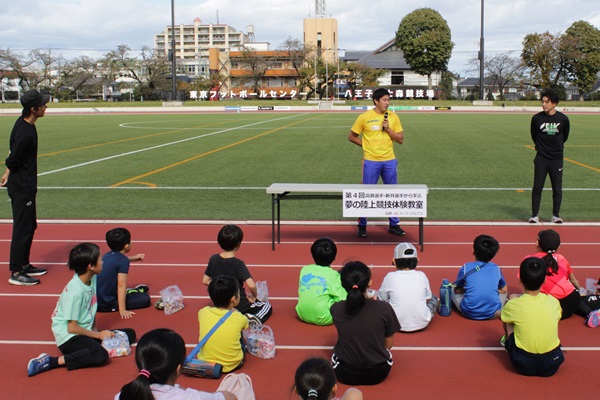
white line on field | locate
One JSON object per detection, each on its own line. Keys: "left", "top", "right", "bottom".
{"left": 37, "top": 113, "right": 304, "bottom": 177}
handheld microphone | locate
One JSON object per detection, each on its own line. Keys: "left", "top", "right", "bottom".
{"left": 383, "top": 112, "right": 388, "bottom": 132}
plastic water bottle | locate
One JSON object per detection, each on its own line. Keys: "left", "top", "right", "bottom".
{"left": 439, "top": 279, "right": 452, "bottom": 317}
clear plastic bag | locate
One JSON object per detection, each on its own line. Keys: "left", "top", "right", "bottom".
{"left": 159, "top": 285, "right": 185, "bottom": 315}
{"left": 243, "top": 324, "right": 275, "bottom": 360}
{"left": 101, "top": 330, "right": 131, "bottom": 358}
{"left": 256, "top": 280, "right": 269, "bottom": 302}
{"left": 586, "top": 278, "right": 599, "bottom": 295}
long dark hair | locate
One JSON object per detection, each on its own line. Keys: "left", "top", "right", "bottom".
{"left": 340, "top": 261, "right": 371, "bottom": 317}
{"left": 118, "top": 329, "right": 186, "bottom": 400}
{"left": 537, "top": 229, "right": 560, "bottom": 275}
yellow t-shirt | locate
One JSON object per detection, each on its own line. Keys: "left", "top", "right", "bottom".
{"left": 197, "top": 307, "right": 249, "bottom": 372}
{"left": 501, "top": 293, "right": 561, "bottom": 354}
{"left": 351, "top": 109, "right": 403, "bottom": 161}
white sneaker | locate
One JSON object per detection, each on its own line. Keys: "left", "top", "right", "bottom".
{"left": 551, "top": 216, "right": 563, "bottom": 224}
{"left": 528, "top": 216, "right": 539, "bottom": 223}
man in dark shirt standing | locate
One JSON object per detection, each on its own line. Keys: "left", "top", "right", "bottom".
{"left": 529, "top": 88, "right": 570, "bottom": 224}
{"left": 1, "top": 90, "right": 49, "bottom": 285}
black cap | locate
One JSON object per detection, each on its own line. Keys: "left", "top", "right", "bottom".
{"left": 20, "top": 90, "right": 50, "bottom": 109}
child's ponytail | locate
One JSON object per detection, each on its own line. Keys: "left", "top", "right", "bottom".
{"left": 340, "top": 261, "right": 371, "bottom": 317}
{"left": 118, "top": 329, "right": 187, "bottom": 400}
{"left": 537, "top": 229, "right": 560, "bottom": 275}
{"left": 118, "top": 371, "right": 154, "bottom": 400}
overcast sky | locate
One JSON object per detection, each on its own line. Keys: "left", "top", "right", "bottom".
{"left": 1, "top": 0, "right": 599, "bottom": 77}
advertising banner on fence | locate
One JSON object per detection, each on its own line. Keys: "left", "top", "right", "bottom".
{"left": 343, "top": 187, "right": 427, "bottom": 218}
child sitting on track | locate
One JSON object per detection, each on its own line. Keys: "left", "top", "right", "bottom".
{"left": 378, "top": 242, "right": 438, "bottom": 332}
{"left": 115, "top": 328, "right": 236, "bottom": 400}
{"left": 203, "top": 224, "right": 272, "bottom": 323}
{"left": 500, "top": 257, "right": 564, "bottom": 377}
{"left": 294, "top": 357, "right": 363, "bottom": 400}
{"left": 97, "top": 227, "right": 149, "bottom": 319}
{"left": 330, "top": 261, "right": 400, "bottom": 385}
{"left": 451, "top": 234, "right": 508, "bottom": 320}
{"left": 523, "top": 229, "right": 584, "bottom": 320}
{"left": 296, "top": 238, "right": 347, "bottom": 326}
{"left": 198, "top": 275, "right": 249, "bottom": 373}
{"left": 27, "top": 243, "right": 136, "bottom": 376}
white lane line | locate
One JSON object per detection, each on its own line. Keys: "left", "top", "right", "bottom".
{"left": 1, "top": 341, "right": 597, "bottom": 351}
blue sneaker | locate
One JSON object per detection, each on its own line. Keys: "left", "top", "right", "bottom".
{"left": 27, "top": 353, "right": 51, "bottom": 377}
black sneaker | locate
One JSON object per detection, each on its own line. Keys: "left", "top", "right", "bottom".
{"left": 22, "top": 264, "right": 47, "bottom": 277}
{"left": 245, "top": 313, "right": 263, "bottom": 329}
{"left": 388, "top": 225, "right": 406, "bottom": 236}
{"left": 127, "top": 284, "right": 150, "bottom": 294}
{"left": 9, "top": 272, "right": 40, "bottom": 286}
{"left": 357, "top": 226, "right": 367, "bottom": 238}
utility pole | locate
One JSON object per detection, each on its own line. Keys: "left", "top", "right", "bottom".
{"left": 479, "top": 0, "right": 485, "bottom": 100}
{"left": 171, "top": 0, "right": 177, "bottom": 100}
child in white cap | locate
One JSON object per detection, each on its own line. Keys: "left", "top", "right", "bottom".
{"left": 377, "top": 242, "right": 438, "bottom": 332}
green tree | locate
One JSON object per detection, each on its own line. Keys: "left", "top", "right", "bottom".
{"left": 344, "top": 61, "right": 384, "bottom": 98}
{"left": 440, "top": 70, "right": 455, "bottom": 100}
{"left": 564, "top": 21, "right": 600, "bottom": 100}
{"left": 521, "top": 32, "right": 570, "bottom": 89}
{"left": 396, "top": 8, "right": 454, "bottom": 92}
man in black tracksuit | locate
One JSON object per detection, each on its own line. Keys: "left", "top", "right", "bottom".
{"left": 529, "top": 88, "right": 570, "bottom": 224}
{"left": 1, "top": 90, "right": 50, "bottom": 285}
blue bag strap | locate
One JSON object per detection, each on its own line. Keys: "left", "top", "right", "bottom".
{"left": 185, "top": 310, "right": 233, "bottom": 363}
{"left": 452, "top": 262, "right": 489, "bottom": 286}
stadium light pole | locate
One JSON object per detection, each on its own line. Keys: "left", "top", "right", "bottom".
{"left": 479, "top": 0, "right": 485, "bottom": 100}
{"left": 171, "top": 0, "right": 177, "bottom": 101}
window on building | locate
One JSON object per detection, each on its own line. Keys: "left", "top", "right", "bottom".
{"left": 391, "top": 70, "right": 404, "bottom": 85}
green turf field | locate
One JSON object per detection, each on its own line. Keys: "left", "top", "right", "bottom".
{"left": 1, "top": 111, "right": 598, "bottom": 221}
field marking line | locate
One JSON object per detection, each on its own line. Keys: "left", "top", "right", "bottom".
{"left": 112, "top": 113, "right": 329, "bottom": 187}
{"left": 525, "top": 145, "right": 599, "bottom": 173}
{"left": 22, "top": 186, "right": 600, "bottom": 191}
{"left": 39, "top": 119, "right": 240, "bottom": 158}
{"left": 38, "top": 114, "right": 304, "bottom": 177}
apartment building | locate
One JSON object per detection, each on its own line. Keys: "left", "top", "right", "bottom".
{"left": 154, "top": 18, "right": 250, "bottom": 79}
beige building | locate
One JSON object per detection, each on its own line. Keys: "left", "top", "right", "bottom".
{"left": 154, "top": 18, "right": 250, "bottom": 78}
{"left": 303, "top": 17, "right": 338, "bottom": 63}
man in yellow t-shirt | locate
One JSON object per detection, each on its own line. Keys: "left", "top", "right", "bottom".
{"left": 348, "top": 88, "right": 405, "bottom": 238}
{"left": 501, "top": 257, "right": 564, "bottom": 377}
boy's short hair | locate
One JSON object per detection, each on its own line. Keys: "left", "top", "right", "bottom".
{"left": 106, "top": 227, "right": 131, "bottom": 252}
{"left": 372, "top": 88, "right": 390, "bottom": 103}
{"left": 68, "top": 243, "right": 101, "bottom": 275}
{"left": 393, "top": 242, "right": 418, "bottom": 270}
{"left": 208, "top": 275, "right": 240, "bottom": 308}
{"left": 310, "top": 237, "right": 337, "bottom": 266}
{"left": 520, "top": 257, "right": 547, "bottom": 291}
{"left": 541, "top": 88, "right": 559, "bottom": 105}
{"left": 217, "top": 225, "right": 243, "bottom": 252}
{"left": 473, "top": 234, "right": 499, "bottom": 262}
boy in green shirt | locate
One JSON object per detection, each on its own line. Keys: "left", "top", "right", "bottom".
{"left": 296, "top": 238, "right": 347, "bottom": 325}
{"left": 27, "top": 243, "right": 135, "bottom": 376}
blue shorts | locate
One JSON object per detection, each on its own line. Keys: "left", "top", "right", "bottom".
{"left": 358, "top": 159, "right": 399, "bottom": 227}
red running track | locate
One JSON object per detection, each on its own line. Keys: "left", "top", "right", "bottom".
{"left": 1, "top": 221, "right": 599, "bottom": 399}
